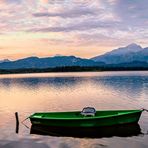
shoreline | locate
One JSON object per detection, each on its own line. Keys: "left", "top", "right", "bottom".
{"left": 0, "top": 66, "right": 148, "bottom": 75}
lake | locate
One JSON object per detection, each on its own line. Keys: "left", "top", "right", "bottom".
{"left": 0, "top": 71, "right": 148, "bottom": 148}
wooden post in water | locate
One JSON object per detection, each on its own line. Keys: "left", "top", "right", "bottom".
{"left": 15, "top": 112, "right": 19, "bottom": 133}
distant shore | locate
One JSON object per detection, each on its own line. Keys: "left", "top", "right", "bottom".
{"left": 0, "top": 66, "right": 148, "bottom": 74}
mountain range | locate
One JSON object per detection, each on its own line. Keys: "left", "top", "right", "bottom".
{"left": 0, "top": 56, "right": 104, "bottom": 69}
{"left": 0, "top": 43, "right": 147, "bottom": 70}
{"left": 91, "top": 43, "right": 148, "bottom": 64}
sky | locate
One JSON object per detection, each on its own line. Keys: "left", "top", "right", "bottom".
{"left": 0, "top": 0, "right": 148, "bottom": 60}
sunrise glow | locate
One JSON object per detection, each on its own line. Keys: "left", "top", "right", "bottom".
{"left": 0, "top": 0, "right": 148, "bottom": 60}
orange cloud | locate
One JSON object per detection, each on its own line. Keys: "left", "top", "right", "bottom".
{"left": 40, "top": 0, "right": 48, "bottom": 4}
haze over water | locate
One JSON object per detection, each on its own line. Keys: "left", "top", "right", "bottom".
{"left": 0, "top": 71, "right": 148, "bottom": 148}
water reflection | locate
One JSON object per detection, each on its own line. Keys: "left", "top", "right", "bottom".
{"left": 0, "top": 72, "right": 148, "bottom": 146}
{"left": 0, "top": 73, "right": 147, "bottom": 114}
{"left": 0, "top": 77, "right": 83, "bottom": 89}
{"left": 0, "top": 74, "right": 147, "bottom": 99}
{"left": 0, "top": 75, "right": 147, "bottom": 89}
{"left": 30, "top": 123, "right": 142, "bottom": 138}
{"left": 91, "top": 76, "right": 148, "bottom": 98}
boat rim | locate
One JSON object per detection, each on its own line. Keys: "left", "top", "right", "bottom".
{"left": 29, "top": 109, "right": 142, "bottom": 120}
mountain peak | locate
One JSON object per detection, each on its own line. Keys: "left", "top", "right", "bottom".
{"left": 91, "top": 43, "right": 147, "bottom": 64}
{"left": 106, "top": 43, "right": 142, "bottom": 56}
{"left": 54, "top": 55, "right": 76, "bottom": 58}
{"left": 54, "top": 54, "right": 63, "bottom": 57}
{"left": 0, "top": 59, "right": 10, "bottom": 63}
{"left": 126, "top": 43, "right": 141, "bottom": 48}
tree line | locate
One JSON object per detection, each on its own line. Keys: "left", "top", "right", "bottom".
{"left": 0, "top": 66, "right": 148, "bottom": 74}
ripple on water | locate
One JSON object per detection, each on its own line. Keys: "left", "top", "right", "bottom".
{"left": 0, "top": 71, "right": 148, "bottom": 147}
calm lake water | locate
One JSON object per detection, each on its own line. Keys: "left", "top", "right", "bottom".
{"left": 0, "top": 71, "right": 148, "bottom": 148}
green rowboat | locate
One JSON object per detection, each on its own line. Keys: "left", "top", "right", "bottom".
{"left": 29, "top": 107, "right": 143, "bottom": 128}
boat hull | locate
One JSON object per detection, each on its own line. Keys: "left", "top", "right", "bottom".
{"left": 29, "top": 110, "right": 142, "bottom": 128}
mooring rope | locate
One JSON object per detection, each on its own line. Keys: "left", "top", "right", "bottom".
{"left": 21, "top": 117, "right": 29, "bottom": 123}
{"left": 21, "top": 117, "right": 30, "bottom": 129}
